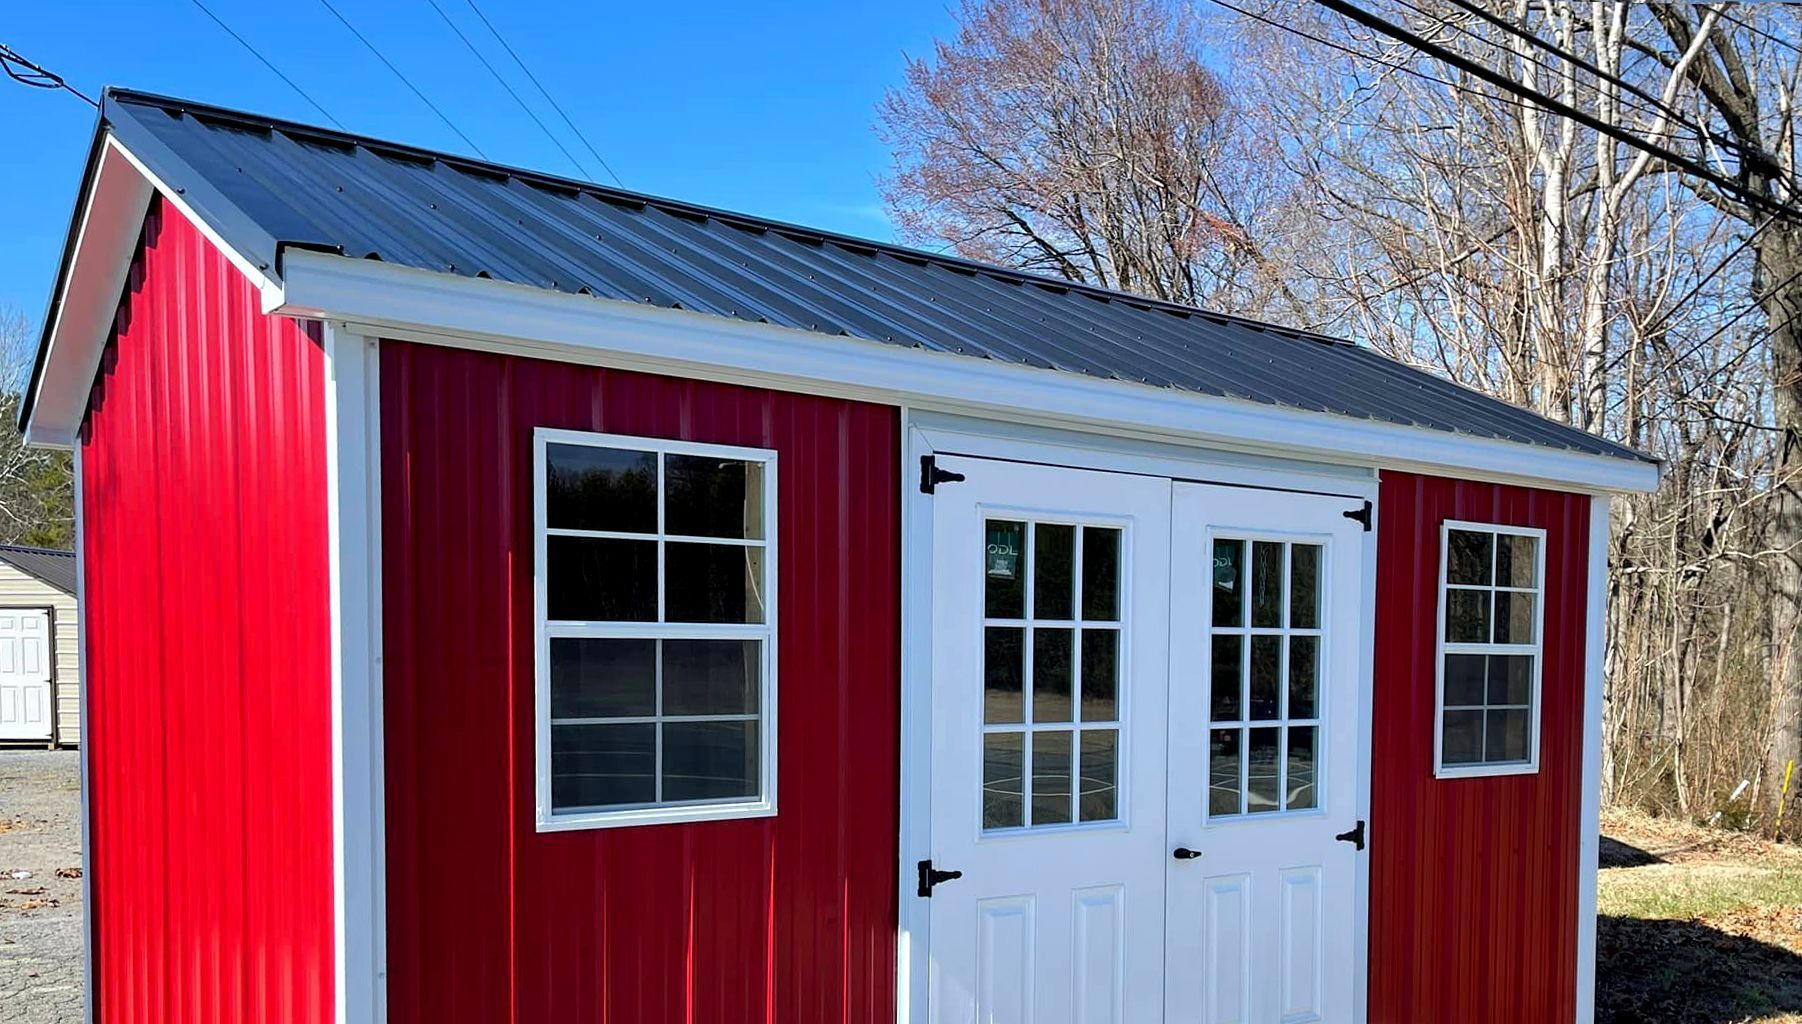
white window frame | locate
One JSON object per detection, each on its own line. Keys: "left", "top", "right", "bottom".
{"left": 1433, "top": 519, "right": 1546, "bottom": 779}
{"left": 533, "top": 427, "right": 779, "bottom": 831}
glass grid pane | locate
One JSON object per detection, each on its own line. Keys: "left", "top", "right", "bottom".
{"left": 984, "top": 518, "right": 1125, "bottom": 832}
{"left": 1207, "top": 536, "right": 1329, "bottom": 820}
{"left": 542, "top": 440, "right": 773, "bottom": 818}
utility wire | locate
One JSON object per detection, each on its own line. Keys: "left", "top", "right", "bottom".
{"left": 188, "top": 0, "right": 342, "bottom": 129}
{"left": 316, "top": 0, "right": 488, "bottom": 158}
{"left": 421, "top": 0, "right": 591, "bottom": 179}
{"left": 461, "top": 0, "right": 622, "bottom": 186}
{"left": 1307, "top": 0, "right": 1801, "bottom": 224}
{"left": 0, "top": 42, "right": 95, "bottom": 107}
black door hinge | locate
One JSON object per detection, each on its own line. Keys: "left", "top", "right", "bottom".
{"left": 917, "top": 858, "right": 963, "bottom": 897}
{"left": 1335, "top": 820, "right": 1366, "bottom": 851}
{"left": 1343, "top": 500, "right": 1373, "bottom": 532}
{"left": 920, "top": 455, "right": 966, "bottom": 494}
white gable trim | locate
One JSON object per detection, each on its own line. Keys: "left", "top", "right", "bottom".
{"left": 274, "top": 249, "right": 1660, "bottom": 495}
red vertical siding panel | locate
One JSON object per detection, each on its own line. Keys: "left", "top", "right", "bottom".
{"left": 79, "top": 197, "right": 335, "bottom": 1024}
{"left": 380, "top": 342, "right": 900, "bottom": 1024}
{"left": 1368, "top": 471, "right": 1591, "bottom": 1024}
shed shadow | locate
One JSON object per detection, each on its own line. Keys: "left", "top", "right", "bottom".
{"left": 1598, "top": 915, "right": 1802, "bottom": 1023}
{"left": 1599, "top": 835, "right": 1665, "bottom": 868}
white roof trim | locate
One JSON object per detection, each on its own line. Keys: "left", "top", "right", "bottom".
{"left": 24, "top": 140, "right": 153, "bottom": 449}
{"left": 276, "top": 250, "right": 1660, "bottom": 494}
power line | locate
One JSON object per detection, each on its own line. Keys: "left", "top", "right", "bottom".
{"left": 460, "top": 0, "right": 622, "bottom": 186}
{"left": 188, "top": 0, "right": 342, "bottom": 129}
{"left": 420, "top": 0, "right": 591, "bottom": 179}
{"left": 0, "top": 42, "right": 95, "bottom": 107}
{"left": 316, "top": 0, "right": 488, "bottom": 158}
{"left": 1308, "top": 0, "right": 1802, "bottom": 224}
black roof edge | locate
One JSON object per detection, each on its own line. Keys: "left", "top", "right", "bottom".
{"left": 99, "top": 87, "right": 1360, "bottom": 351}
{"left": 17, "top": 101, "right": 112, "bottom": 435}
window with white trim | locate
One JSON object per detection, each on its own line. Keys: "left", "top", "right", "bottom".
{"left": 534, "top": 428, "right": 777, "bottom": 830}
{"left": 1437, "top": 521, "right": 1544, "bottom": 775}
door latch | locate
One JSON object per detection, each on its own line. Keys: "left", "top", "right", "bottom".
{"left": 1335, "top": 820, "right": 1366, "bottom": 851}
{"left": 1172, "top": 847, "right": 1203, "bottom": 861}
{"left": 917, "top": 859, "right": 963, "bottom": 897}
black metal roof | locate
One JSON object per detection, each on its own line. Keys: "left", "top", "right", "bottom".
{"left": 32, "top": 87, "right": 1653, "bottom": 466}
{"left": 0, "top": 544, "right": 76, "bottom": 596}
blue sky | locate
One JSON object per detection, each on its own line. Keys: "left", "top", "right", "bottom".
{"left": 0, "top": 0, "right": 957, "bottom": 322}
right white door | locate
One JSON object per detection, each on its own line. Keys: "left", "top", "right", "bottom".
{"left": 0, "top": 608, "right": 53, "bottom": 742}
{"left": 1165, "top": 483, "right": 1366, "bottom": 1024}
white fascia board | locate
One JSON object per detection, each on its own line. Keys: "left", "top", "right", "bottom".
{"left": 275, "top": 250, "right": 1662, "bottom": 495}
{"left": 24, "top": 141, "right": 154, "bottom": 450}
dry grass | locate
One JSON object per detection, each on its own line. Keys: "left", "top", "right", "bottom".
{"left": 1599, "top": 809, "right": 1802, "bottom": 1023}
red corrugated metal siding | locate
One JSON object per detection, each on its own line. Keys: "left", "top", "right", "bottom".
{"left": 380, "top": 341, "right": 900, "bottom": 1024}
{"left": 79, "top": 196, "right": 335, "bottom": 1024}
{"left": 1368, "top": 471, "right": 1590, "bottom": 1023}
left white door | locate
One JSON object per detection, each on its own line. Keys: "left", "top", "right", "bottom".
{"left": 0, "top": 609, "right": 52, "bottom": 741}
{"left": 927, "top": 455, "right": 1173, "bottom": 1024}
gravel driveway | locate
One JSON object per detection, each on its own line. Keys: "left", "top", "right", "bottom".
{"left": 0, "top": 750, "right": 83, "bottom": 1024}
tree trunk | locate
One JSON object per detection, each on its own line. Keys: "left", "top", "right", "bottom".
{"left": 1763, "top": 224, "right": 1802, "bottom": 823}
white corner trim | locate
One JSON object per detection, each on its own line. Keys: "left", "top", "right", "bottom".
{"left": 272, "top": 251, "right": 1661, "bottom": 496}
{"left": 323, "top": 324, "right": 385, "bottom": 1024}
{"left": 896, "top": 415, "right": 933, "bottom": 1024}
{"left": 1576, "top": 495, "right": 1610, "bottom": 1024}
{"left": 72, "top": 446, "right": 95, "bottom": 1024}
{"left": 23, "top": 141, "right": 154, "bottom": 450}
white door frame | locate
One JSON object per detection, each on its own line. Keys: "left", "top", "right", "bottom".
{"left": 898, "top": 415, "right": 1380, "bottom": 1024}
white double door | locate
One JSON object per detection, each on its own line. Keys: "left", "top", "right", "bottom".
{"left": 0, "top": 609, "right": 53, "bottom": 741}
{"left": 927, "top": 456, "right": 1366, "bottom": 1023}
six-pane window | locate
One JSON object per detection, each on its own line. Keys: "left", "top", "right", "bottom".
{"left": 1438, "top": 522, "right": 1543, "bottom": 774}
{"left": 535, "top": 429, "right": 776, "bottom": 830}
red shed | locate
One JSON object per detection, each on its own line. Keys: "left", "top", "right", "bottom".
{"left": 22, "top": 90, "right": 1660, "bottom": 1024}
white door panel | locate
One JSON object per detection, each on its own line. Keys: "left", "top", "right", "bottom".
{"left": 928, "top": 456, "right": 1171, "bottom": 1024}
{"left": 0, "top": 609, "right": 52, "bottom": 741}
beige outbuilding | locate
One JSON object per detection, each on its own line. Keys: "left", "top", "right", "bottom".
{"left": 0, "top": 544, "right": 79, "bottom": 747}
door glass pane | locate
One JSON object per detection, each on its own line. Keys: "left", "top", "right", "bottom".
{"left": 1210, "top": 635, "right": 1243, "bottom": 722}
{"left": 1287, "top": 635, "right": 1318, "bottom": 719}
{"left": 662, "top": 721, "right": 758, "bottom": 801}
{"left": 661, "top": 639, "right": 760, "bottom": 716}
{"left": 549, "top": 637, "right": 655, "bottom": 718}
{"left": 1033, "top": 628, "right": 1075, "bottom": 723}
{"left": 984, "top": 732, "right": 1025, "bottom": 829}
{"left": 1251, "top": 541, "right": 1284, "bottom": 627}
{"left": 548, "top": 536, "right": 656, "bottom": 621}
{"left": 1286, "top": 726, "right": 1317, "bottom": 810}
{"left": 664, "top": 454, "right": 764, "bottom": 539}
{"left": 1081, "top": 528, "right": 1121, "bottom": 621}
{"left": 1212, "top": 539, "right": 1244, "bottom": 627}
{"left": 1249, "top": 636, "right": 1281, "bottom": 720}
{"left": 1080, "top": 628, "right": 1119, "bottom": 722}
{"left": 984, "top": 627, "right": 1025, "bottom": 724}
{"left": 1447, "top": 529, "right": 1494, "bottom": 585}
{"left": 1034, "top": 524, "right": 1075, "bottom": 620}
{"left": 1079, "top": 729, "right": 1118, "bottom": 822}
{"left": 664, "top": 543, "right": 766, "bottom": 623}
{"left": 985, "top": 520, "right": 1026, "bottom": 618}
{"left": 1209, "top": 728, "right": 1241, "bottom": 817}
{"left": 1290, "top": 544, "right": 1321, "bottom": 629}
{"left": 544, "top": 444, "right": 656, "bottom": 533}
{"left": 1032, "top": 730, "right": 1074, "bottom": 826}
{"left": 1247, "top": 727, "right": 1280, "bottom": 813}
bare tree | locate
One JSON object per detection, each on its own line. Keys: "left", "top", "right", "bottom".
{"left": 0, "top": 306, "right": 73, "bottom": 549}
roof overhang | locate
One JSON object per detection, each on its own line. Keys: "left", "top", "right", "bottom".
{"left": 22, "top": 111, "right": 1660, "bottom": 495}
{"left": 273, "top": 249, "right": 1663, "bottom": 495}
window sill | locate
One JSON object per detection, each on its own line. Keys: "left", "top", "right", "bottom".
{"left": 535, "top": 797, "right": 777, "bottom": 833}
{"left": 1434, "top": 762, "right": 1539, "bottom": 780}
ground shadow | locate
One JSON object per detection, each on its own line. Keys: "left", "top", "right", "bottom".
{"left": 1598, "top": 915, "right": 1802, "bottom": 1023}
{"left": 1600, "top": 835, "right": 1666, "bottom": 868}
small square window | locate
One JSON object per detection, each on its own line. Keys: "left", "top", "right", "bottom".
{"left": 1437, "top": 522, "right": 1543, "bottom": 776}
{"left": 536, "top": 430, "right": 777, "bottom": 830}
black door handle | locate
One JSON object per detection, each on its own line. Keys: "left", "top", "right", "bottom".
{"left": 1335, "top": 820, "right": 1366, "bottom": 851}
{"left": 1172, "top": 847, "right": 1203, "bottom": 861}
